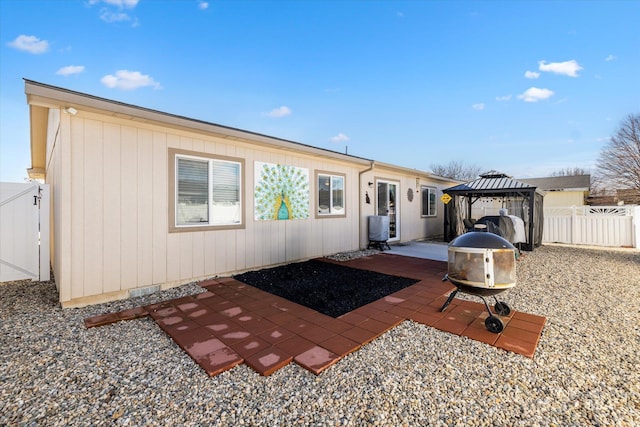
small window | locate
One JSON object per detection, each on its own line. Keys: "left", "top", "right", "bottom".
{"left": 421, "top": 186, "right": 437, "bottom": 217}
{"left": 169, "top": 149, "right": 244, "bottom": 232}
{"left": 316, "top": 172, "right": 345, "bottom": 217}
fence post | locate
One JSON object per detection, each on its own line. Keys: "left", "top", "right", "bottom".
{"left": 571, "top": 206, "right": 577, "bottom": 244}
{"left": 633, "top": 206, "right": 640, "bottom": 248}
{"left": 39, "top": 184, "right": 50, "bottom": 281}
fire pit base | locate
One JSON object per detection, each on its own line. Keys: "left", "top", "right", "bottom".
{"left": 443, "top": 231, "right": 518, "bottom": 334}
{"left": 439, "top": 282, "right": 512, "bottom": 334}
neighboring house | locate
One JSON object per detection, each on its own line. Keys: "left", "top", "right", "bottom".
{"left": 25, "top": 80, "right": 457, "bottom": 307}
{"left": 519, "top": 175, "right": 590, "bottom": 207}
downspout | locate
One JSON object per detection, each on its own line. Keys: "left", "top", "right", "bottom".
{"left": 359, "top": 161, "right": 376, "bottom": 248}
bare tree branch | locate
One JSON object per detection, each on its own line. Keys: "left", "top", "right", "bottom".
{"left": 430, "top": 161, "right": 482, "bottom": 181}
{"left": 550, "top": 167, "right": 590, "bottom": 177}
{"left": 596, "top": 113, "right": 640, "bottom": 190}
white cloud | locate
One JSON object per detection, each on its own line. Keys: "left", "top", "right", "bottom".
{"left": 605, "top": 54, "right": 617, "bottom": 62}
{"left": 90, "top": 0, "right": 139, "bottom": 24}
{"left": 472, "top": 103, "right": 485, "bottom": 111}
{"left": 496, "top": 95, "right": 512, "bottom": 102}
{"left": 100, "top": 9, "right": 132, "bottom": 23}
{"left": 538, "top": 60, "right": 583, "bottom": 77}
{"left": 397, "top": 11, "right": 405, "bottom": 17}
{"left": 517, "top": 87, "right": 555, "bottom": 102}
{"left": 56, "top": 65, "right": 85, "bottom": 76}
{"left": 330, "top": 133, "right": 350, "bottom": 143}
{"left": 198, "top": 1, "right": 209, "bottom": 10}
{"left": 90, "top": 0, "right": 139, "bottom": 8}
{"left": 101, "top": 70, "right": 161, "bottom": 90}
{"left": 524, "top": 70, "right": 540, "bottom": 79}
{"left": 266, "top": 106, "right": 292, "bottom": 118}
{"left": 7, "top": 35, "right": 49, "bottom": 54}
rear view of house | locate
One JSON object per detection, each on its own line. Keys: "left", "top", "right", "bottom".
{"left": 25, "top": 80, "right": 456, "bottom": 307}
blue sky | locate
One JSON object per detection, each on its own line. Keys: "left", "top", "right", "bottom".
{"left": 1, "top": 0, "right": 639, "bottom": 182}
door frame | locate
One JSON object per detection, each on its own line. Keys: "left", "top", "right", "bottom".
{"left": 376, "top": 179, "right": 400, "bottom": 242}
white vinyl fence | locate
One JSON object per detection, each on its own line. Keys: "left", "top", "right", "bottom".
{"left": 543, "top": 205, "right": 640, "bottom": 248}
{"left": 0, "top": 182, "right": 50, "bottom": 282}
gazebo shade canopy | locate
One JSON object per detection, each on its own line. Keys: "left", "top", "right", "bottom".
{"left": 445, "top": 171, "right": 544, "bottom": 196}
{"left": 442, "top": 171, "right": 545, "bottom": 251}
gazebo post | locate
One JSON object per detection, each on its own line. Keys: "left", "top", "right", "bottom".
{"left": 527, "top": 188, "right": 535, "bottom": 250}
{"left": 443, "top": 200, "right": 449, "bottom": 241}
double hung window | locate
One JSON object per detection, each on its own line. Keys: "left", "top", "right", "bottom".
{"left": 170, "top": 149, "right": 244, "bottom": 231}
{"left": 421, "top": 186, "right": 437, "bottom": 217}
{"left": 316, "top": 172, "right": 345, "bottom": 217}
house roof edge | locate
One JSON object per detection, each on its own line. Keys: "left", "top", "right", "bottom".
{"left": 24, "top": 79, "right": 373, "bottom": 166}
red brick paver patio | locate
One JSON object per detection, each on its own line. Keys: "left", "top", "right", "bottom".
{"left": 85, "top": 254, "right": 546, "bottom": 377}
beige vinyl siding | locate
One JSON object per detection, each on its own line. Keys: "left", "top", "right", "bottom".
{"left": 69, "top": 115, "right": 84, "bottom": 299}
{"left": 83, "top": 118, "right": 104, "bottom": 297}
{"left": 357, "top": 169, "right": 449, "bottom": 248}
{"left": 103, "top": 122, "right": 121, "bottom": 293}
{"left": 28, "top": 82, "right": 462, "bottom": 307}
{"left": 59, "top": 113, "right": 72, "bottom": 303}
{"left": 120, "top": 125, "right": 138, "bottom": 291}
{"left": 152, "top": 131, "right": 168, "bottom": 286}
{"left": 137, "top": 129, "right": 154, "bottom": 288}
{"left": 45, "top": 109, "right": 66, "bottom": 301}
{"left": 51, "top": 110, "right": 360, "bottom": 306}
{"left": 543, "top": 192, "right": 585, "bottom": 207}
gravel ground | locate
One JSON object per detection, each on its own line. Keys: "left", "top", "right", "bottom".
{"left": 1, "top": 245, "right": 639, "bottom": 426}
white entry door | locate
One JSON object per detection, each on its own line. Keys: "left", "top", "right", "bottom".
{"left": 376, "top": 180, "right": 399, "bottom": 241}
{"left": 0, "top": 183, "right": 50, "bottom": 282}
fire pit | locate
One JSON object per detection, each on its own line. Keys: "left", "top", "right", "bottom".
{"left": 441, "top": 230, "right": 517, "bottom": 333}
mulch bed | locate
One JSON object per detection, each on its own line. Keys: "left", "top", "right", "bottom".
{"left": 233, "top": 259, "right": 418, "bottom": 318}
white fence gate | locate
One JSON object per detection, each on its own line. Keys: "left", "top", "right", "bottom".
{"left": 543, "top": 206, "right": 640, "bottom": 248}
{"left": 0, "top": 183, "right": 50, "bottom": 282}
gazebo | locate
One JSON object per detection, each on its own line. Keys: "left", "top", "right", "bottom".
{"left": 443, "top": 171, "right": 545, "bottom": 251}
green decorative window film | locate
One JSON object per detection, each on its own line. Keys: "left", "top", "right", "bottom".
{"left": 421, "top": 186, "right": 437, "bottom": 217}
{"left": 318, "top": 173, "right": 345, "bottom": 215}
{"left": 254, "top": 162, "right": 309, "bottom": 220}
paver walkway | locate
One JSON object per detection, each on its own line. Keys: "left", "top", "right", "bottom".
{"left": 85, "top": 254, "right": 546, "bottom": 377}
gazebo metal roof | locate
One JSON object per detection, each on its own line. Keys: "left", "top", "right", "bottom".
{"left": 445, "top": 171, "right": 545, "bottom": 197}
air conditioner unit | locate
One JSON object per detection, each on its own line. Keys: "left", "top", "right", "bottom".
{"left": 368, "top": 215, "right": 390, "bottom": 242}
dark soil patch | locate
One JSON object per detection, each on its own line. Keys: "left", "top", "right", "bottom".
{"left": 233, "top": 259, "right": 418, "bottom": 318}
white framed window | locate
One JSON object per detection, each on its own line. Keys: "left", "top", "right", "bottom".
{"left": 169, "top": 149, "right": 244, "bottom": 232}
{"left": 316, "top": 172, "right": 345, "bottom": 217}
{"left": 421, "top": 186, "right": 437, "bottom": 217}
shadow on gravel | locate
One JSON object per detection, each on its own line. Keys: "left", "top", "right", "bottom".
{"left": 233, "top": 259, "right": 418, "bottom": 318}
